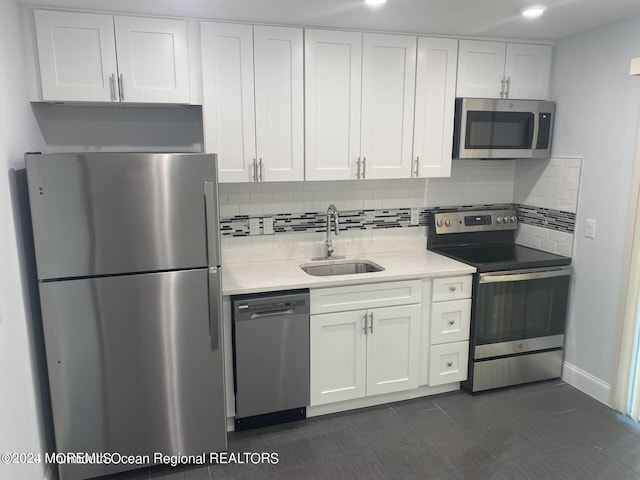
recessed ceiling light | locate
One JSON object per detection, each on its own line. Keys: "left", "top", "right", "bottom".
{"left": 365, "top": 0, "right": 387, "bottom": 7}
{"left": 521, "top": 5, "right": 546, "bottom": 19}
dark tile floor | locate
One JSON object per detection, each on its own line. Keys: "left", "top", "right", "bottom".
{"left": 111, "top": 381, "right": 640, "bottom": 480}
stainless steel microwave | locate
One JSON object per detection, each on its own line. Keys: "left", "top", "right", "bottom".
{"left": 453, "top": 98, "right": 555, "bottom": 159}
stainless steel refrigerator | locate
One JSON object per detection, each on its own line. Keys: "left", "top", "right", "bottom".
{"left": 25, "top": 153, "right": 226, "bottom": 480}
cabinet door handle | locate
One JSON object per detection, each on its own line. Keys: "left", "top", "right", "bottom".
{"left": 505, "top": 76, "right": 511, "bottom": 98}
{"left": 363, "top": 312, "right": 368, "bottom": 335}
{"left": 109, "top": 74, "right": 117, "bottom": 102}
{"left": 448, "top": 319, "right": 456, "bottom": 325}
{"left": 259, "top": 158, "right": 263, "bottom": 182}
{"left": 447, "top": 361, "right": 453, "bottom": 367}
{"left": 449, "top": 285, "right": 457, "bottom": 292}
{"left": 414, "top": 156, "right": 420, "bottom": 178}
{"left": 369, "top": 311, "right": 374, "bottom": 334}
{"left": 362, "top": 157, "right": 367, "bottom": 179}
{"left": 356, "top": 157, "right": 361, "bottom": 179}
{"left": 500, "top": 76, "right": 506, "bottom": 98}
{"left": 252, "top": 159, "right": 257, "bottom": 182}
{"left": 118, "top": 73, "right": 125, "bottom": 102}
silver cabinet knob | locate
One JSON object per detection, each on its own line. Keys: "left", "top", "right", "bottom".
{"left": 448, "top": 320, "right": 455, "bottom": 325}
{"left": 449, "top": 285, "right": 457, "bottom": 292}
{"left": 447, "top": 361, "right": 453, "bottom": 367}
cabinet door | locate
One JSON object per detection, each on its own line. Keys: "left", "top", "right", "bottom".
{"left": 305, "top": 29, "right": 362, "bottom": 180}
{"left": 114, "top": 16, "right": 190, "bottom": 103}
{"left": 254, "top": 26, "right": 304, "bottom": 182}
{"left": 360, "top": 34, "right": 416, "bottom": 179}
{"left": 34, "top": 10, "right": 118, "bottom": 102}
{"left": 504, "top": 43, "right": 552, "bottom": 100}
{"left": 366, "top": 304, "right": 421, "bottom": 396}
{"left": 201, "top": 23, "right": 257, "bottom": 183}
{"left": 310, "top": 310, "right": 367, "bottom": 405}
{"left": 413, "top": 37, "right": 458, "bottom": 178}
{"left": 456, "top": 40, "right": 506, "bottom": 98}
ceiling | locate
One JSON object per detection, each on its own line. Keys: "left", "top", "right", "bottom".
{"left": 16, "top": 0, "right": 640, "bottom": 41}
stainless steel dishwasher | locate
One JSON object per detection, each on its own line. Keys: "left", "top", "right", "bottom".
{"left": 232, "top": 289, "right": 310, "bottom": 430}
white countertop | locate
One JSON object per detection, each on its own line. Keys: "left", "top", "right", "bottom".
{"left": 222, "top": 250, "right": 476, "bottom": 295}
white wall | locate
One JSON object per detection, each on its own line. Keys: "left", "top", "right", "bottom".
{"left": 550, "top": 17, "right": 640, "bottom": 390}
{"left": 0, "top": 1, "right": 49, "bottom": 479}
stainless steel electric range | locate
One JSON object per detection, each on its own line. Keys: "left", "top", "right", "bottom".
{"left": 427, "top": 208, "right": 572, "bottom": 393}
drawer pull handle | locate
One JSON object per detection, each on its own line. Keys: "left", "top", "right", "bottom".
{"left": 449, "top": 285, "right": 457, "bottom": 292}
{"left": 369, "top": 312, "right": 374, "bottom": 334}
{"left": 363, "top": 313, "right": 368, "bottom": 335}
{"left": 448, "top": 320, "right": 455, "bottom": 325}
{"left": 447, "top": 361, "right": 453, "bottom": 367}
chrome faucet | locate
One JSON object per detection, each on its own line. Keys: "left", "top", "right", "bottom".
{"left": 313, "top": 204, "right": 345, "bottom": 260}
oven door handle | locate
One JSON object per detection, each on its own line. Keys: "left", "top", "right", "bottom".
{"left": 479, "top": 266, "right": 573, "bottom": 284}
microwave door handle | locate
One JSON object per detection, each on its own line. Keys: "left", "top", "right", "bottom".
{"left": 530, "top": 111, "right": 540, "bottom": 155}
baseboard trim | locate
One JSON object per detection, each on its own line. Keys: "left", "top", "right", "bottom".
{"left": 562, "top": 361, "right": 611, "bottom": 406}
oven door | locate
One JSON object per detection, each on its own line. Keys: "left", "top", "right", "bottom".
{"left": 473, "top": 266, "right": 572, "bottom": 359}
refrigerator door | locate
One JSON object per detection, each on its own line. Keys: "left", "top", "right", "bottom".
{"left": 39, "top": 269, "right": 226, "bottom": 480}
{"left": 26, "top": 153, "right": 220, "bottom": 280}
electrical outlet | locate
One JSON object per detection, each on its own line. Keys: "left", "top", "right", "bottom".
{"left": 410, "top": 208, "right": 420, "bottom": 226}
{"left": 249, "top": 218, "right": 260, "bottom": 236}
{"left": 585, "top": 219, "right": 596, "bottom": 239}
{"left": 263, "top": 217, "right": 274, "bottom": 235}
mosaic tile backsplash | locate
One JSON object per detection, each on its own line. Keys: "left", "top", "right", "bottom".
{"left": 220, "top": 204, "right": 576, "bottom": 237}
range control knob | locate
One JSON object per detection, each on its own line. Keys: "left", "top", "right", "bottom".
{"left": 510, "top": 215, "right": 517, "bottom": 223}
{"left": 436, "top": 219, "right": 443, "bottom": 227}
{"left": 496, "top": 217, "right": 502, "bottom": 224}
{"left": 503, "top": 216, "right": 509, "bottom": 223}
{"left": 445, "top": 219, "right": 452, "bottom": 227}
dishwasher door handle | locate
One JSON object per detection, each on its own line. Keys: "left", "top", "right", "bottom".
{"left": 249, "top": 308, "right": 296, "bottom": 320}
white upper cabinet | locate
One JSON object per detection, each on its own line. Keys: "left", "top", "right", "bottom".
{"left": 201, "top": 23, "right": 303, "bottom": 183}
{"left": 307, "top": 29, "right": 455, "bottom": 180}
{"left": 253, "top": 26, "right": 304, "bottom": 182}
{"left": 201, "top": 23, "right": 257, "bottom": 183}
{"left": 34, "top": 10, "right": 190, "bottom": 103}
{"left": 504, "top": 43, "right": 552, "bottom": 100}
{"left": 113, "top": 16, "right": 190, "bottom": 103}
{"left": 413, "top": 37, "right": 458, "bottom": 178}
{"left": 35, "top": 10, "right": 118, "bottom": 102}
{"left": 305, "top": 29, "right": 362, "bottom": 181}
{"left": 457, "top": 40, "right": 551, "bottom": 100}
{"left": 360, "top": 34, "right": 417, "bottom": 180}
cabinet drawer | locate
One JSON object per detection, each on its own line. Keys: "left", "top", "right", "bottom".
{"left": 430, "top": 299, "right": 471, "bottom": 344}
{"left": 310, "top": 280, "right": 421, "bottom": 315}
{"left": 429, "top": 341, "right": 469, "bottom": 386}
{"left": 432, "top": 275, "right": 472, "bottom": 302}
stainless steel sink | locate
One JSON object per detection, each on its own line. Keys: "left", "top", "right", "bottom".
{"left": 300, "top": 259, "right": 385, "bottom": 276}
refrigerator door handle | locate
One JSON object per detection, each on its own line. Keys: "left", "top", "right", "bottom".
{"left": 208, "top": 266, "right": 222, "bottom": 350}
{"left": 204, "top": 181, "right": 221, "bottom": 267}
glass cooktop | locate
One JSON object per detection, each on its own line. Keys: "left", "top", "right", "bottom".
{"left": 431, "top": 243, "right": 572, "bottom": 272}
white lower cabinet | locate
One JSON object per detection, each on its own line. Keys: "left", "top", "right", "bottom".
{"left": 310, "top": 281, "right": 421, "bottom": 406}
{"left": 310, "top": 310, "right": 367, "bottom": 405}
{"left": 423, "top": 275, "right": 473, "bottom": 386}
{"left": 429, "top": 341, "right": 469, "bottom": 386}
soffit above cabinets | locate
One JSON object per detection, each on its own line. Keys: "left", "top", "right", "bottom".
{"left": 16, "top": 0, "right": 640, "bottom": 41}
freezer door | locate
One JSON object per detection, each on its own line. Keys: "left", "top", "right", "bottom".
{"left": 39, "top": 269, "right": 226, "bottom": 480}
{"left": 26, "top": 153, "right": 220, "bottom": 279}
